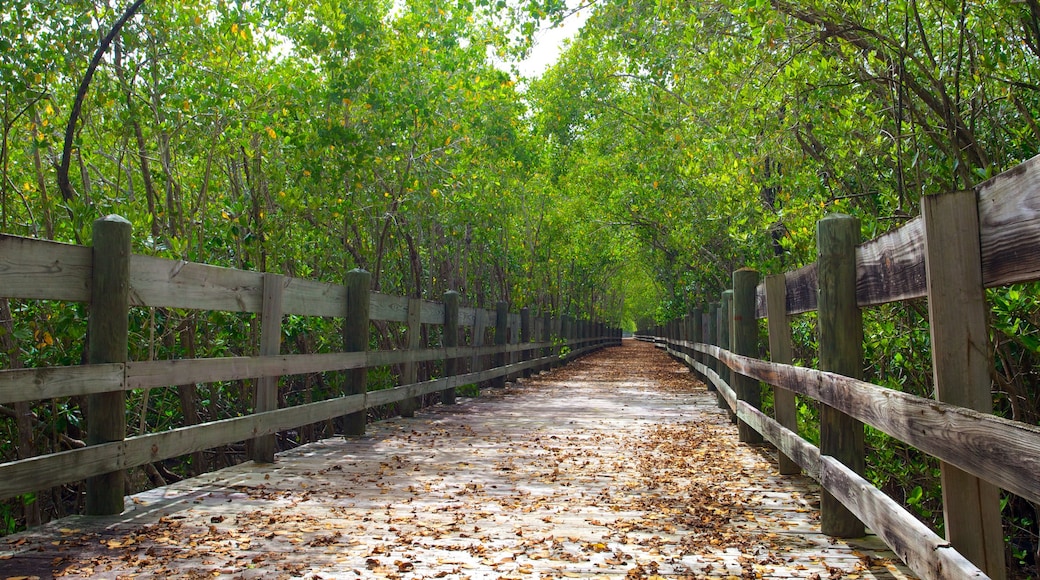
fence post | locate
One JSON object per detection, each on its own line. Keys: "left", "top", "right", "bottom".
{"left": 471, "top": 308, "right": 486, "bottom": 381}
{"left": 690, "top": 307, "right": 703, "bottom": 377}
{"left": 521, "top": 307, "right": 532, "bottom": 377}
{"left": 733, "top": 269, "right": 763, "bottom": 444}
{"left": 251, "top": 273, "right": 284, "bottom": 463}
{"left": 85, "top": 215, "right": 131, "bottom": 516}
{"left": 398, "top": 298, "right": 423, "bottom": 417}
{"left": 817, "top": 213, "right": 865, "bottom": 538}
{"left": 343, "top": 269, "right": 370, "bottom": 437}
{"left": 922, "top": 191, "right": 1006, "bottom": 577}
{"left": 560, "top": 315, "right": 571, "bottom": 362}
{"left": 442, "top": 291, "right": 459, "bottom": 406}
{"left": 542, "top": 312, "right": 552, "bottom": 372}
{"left": 765, "top": 273, "right": 799, "bottom": 475}
{"left": 719, "top": 290, "right": 734, "bottom": 413}
{"left": 705, "top": 303, "right": 718, "bottom": 393}
{"left": 704, "top": 304, "right": 717, "bottom": 392}
{"left": 493, "top": 301, "right": 508, "bottom": 388}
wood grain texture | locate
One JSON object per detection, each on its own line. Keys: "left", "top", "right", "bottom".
{"left": 397, "top": 298, "right": 423, "bottom": 417}
{"left": 765, "top": 274, "right": 799, "bottom": 475}
{"left": 736, "top": 399, "right": 820, "bottom": 480}
{"left": 732, "top": 269, "right": 762, "bottom": 444}
{"left": 694, "top": 344, "right": 1040, "bottom": 506}
{"left": 0, "top": 235, "right": 91, "bottom": 301}
{"left": 343, "top": 269, "right": 370, "bottom": 437}
{"left": 442, "top": 291, "right": 459, "bottom": 405}
{"left": 86, "top": 215, "right": 132, "bottom": 516}
{"left": 129, "top": 255, "right": 264, "bottom": 312}
{"left": 457, "top": 306, "right": 476, "bottom": 328}
{"left": 754, "top": 216, "right": 925, "bottom": 318}
{"left": 855, "top": 217, "right": 927, "bottom": 306}
{"left": 126, "top": 344, "right": 553, "bottom": 390}
{"left": 252, "top": 273, "right": 284, "bottom": 462}
{"left": 977, "top": 153, "right": 1040, "bottom": 286}
{"left": 0, "top": 392, "right": 368, "bottom": 501}
{"left": 820, "top": 457, "right": 986, "bottom": 580}
{"left": 816, "top": 214, "right": 865, "bottom": 538}
{"left": 923, "top": 190, "right": 1006, "bottom": 578}
{"left": 282, "top": 277, "right": 345, "bottom": 317}
{"left": 370, "top": 292, "right": 408, "bottom": 322}
{"left": 0, "top": 364, "right": 124, "bottom": 404}
{"left": 421, "top": 299, "right": 445, "bottom": 325}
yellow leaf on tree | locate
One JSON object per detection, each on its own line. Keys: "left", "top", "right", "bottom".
{"left": 266, "top": 126, "right": 276, "bottom": 139}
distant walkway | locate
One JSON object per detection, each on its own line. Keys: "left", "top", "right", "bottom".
{"left": 1, "top": 340, "right": 913, "bottom": 579}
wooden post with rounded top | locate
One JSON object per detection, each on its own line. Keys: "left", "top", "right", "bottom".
{"left": 542, "top": 312, "right": 552, "bottom": 372}
{"left": 442, "top": 291, "right": 459, "bottom": 405}
{"left": 817, "top": 214, "right": 865, "bottom": 538}
{"left": 343, "top": 269, "right": 370, "bottom": 437}
{"left": 86, "top": 215, "right": 131, "bottom": 516}
{"left": 732, "top": 268, "right": 763, "bottom": 444}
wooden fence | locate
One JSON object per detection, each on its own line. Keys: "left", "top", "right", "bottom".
{"left": 0, "top": 220, "right": 620, "bottom": 515}
{"left": 640, "top": 154, "right": 1040, "bottom": 580}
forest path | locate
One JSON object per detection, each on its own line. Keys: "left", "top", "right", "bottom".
{"left": 0, "top": 340, "right": 914, "bottom": 579}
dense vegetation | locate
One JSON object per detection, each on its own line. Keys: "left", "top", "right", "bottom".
{"left": 1, "top": 0, "right": 1038, "bottom": 576}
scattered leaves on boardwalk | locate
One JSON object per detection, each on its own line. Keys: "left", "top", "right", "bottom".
{"left": 0, "top": 340, "right": 912, "bottom": 579}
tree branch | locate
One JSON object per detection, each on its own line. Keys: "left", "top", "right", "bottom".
{"left": 58, "top": 0, "right": 147, "bottom": 202}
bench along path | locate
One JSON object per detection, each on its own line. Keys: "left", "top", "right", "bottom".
{"left": 0, "top": 340, "right": 914, "bottom": 579}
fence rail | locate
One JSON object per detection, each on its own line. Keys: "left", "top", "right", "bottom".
{"left": 643, "top": 154, "right": 1040, "bottom": 580}
{"left": 0, "top": 225, "right": 620, "bottom": 508}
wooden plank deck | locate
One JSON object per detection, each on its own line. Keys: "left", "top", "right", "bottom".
{"left": 0, "top": 340, "right": 915, "bottom": 579}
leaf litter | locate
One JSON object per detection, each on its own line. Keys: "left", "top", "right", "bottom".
{"left": 0, "top": 340, "right": 913, "bottom": 579}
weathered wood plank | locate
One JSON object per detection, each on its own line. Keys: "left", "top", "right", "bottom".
{"left": 0, "top": 364, "right": 124, "bottom": 404}
{"left": 127, "top": 353, "right": 363, "bottom": 388}
{"left": 126, "top": 343, "right": 555, "bottom": 390}
{"left": 420, "top": 299, "right": 445, "bottom": 325}
{"left": 695, "top": 343, "right": 1040, "bottom": 506}
{"left": 977, "top": 153, "right": 1040, "bottom": 286}
{"left": 820, "top": 457, "right": 986, "bottom": 580}
{"left": 398, "top": 298, "right": 422, "bottom": 417}
{"left": 0, "top": 392, "right": 368, "bottom": 501}
{"left": 458, "top": 306, "right": 476, "bottom": 327}
{"left": 129, "top": 255, "right": 264, "bottom": 311}
{"left": 282, "top": 277, "right": 345, "bottom": 317}
{"left": 0, "top": 235, "right": 91, "bottom": 301}
{"left": 765, "top": 274, "right": 799, "bottom": 475}
{"left": 923, "top": 191, "right": 1006, "bottom": 577}
{"left": 735, "top": 399, "right": 821, "bottom": 481}
{"left": 856, "top": 217, "right": 927, "bottom": 306}
{"left": 370, "top": 292, "right": 408, "bottom": 322}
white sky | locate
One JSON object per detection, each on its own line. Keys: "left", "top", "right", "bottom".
{"left": 513, "top": 6, "right": 590, "bottom": 79}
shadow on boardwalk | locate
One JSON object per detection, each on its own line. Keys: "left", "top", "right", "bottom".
{"left": 0, "top": 340, "right": 915, "bottom": 579}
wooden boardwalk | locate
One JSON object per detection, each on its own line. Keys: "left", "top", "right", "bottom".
{"left": 0, "top": 340, "right": 914, "bottom": 579}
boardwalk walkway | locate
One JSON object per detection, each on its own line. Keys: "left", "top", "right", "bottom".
{"left": 1, "top": 340, "right": 913, "bottom": 579}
